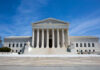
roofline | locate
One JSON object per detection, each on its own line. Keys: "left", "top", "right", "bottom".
{"left": 69, "top": 36, "right": 99, "bottom": 39}
{"left": 5, "top": 36, "right": 32, "bottom": 39}
{"left": 32, "top": 18, "right": 69, "bottom": 25}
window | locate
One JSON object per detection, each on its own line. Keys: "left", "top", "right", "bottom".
{"left": 20, "top": 50, "right": 22, "bottom": 52}
{"left": 76, "top": 43, "right": 78, "bottom": 47}
{"left": 85, "top": 50, "right": 87, "bottom": 52}
{"left": 77, "top": 50, "right": 78, "bottom": 52}
{"left": 20, "top": 43, "right": 22, "bottom": 47}
{"left": 24, "top": 43, "right": 26, "bottom": 46}
{"left": 93, "top": 49, "right": 95, "bottom": 52}
{"left": 16, "top": 50, "right": 17, "bottom": 53}
{"left": 13, "top": 44, "right": 14, "bottom": 47}
{"left": 92, "top": 43, "right": 95, "bottom": 47}
{"left": 88, "top": 43, "right": 90, "bottom": 47}
{"left": 84, "top": 43, "right": 86, "bottom": 47}
{"left": 89, "top": 50, "right": 91, "bottom": 52}
{"left": 9, "top": 44, "right": 11, "bottom": 47}
{"left": 16, "top": 43, "right": 18, "bottom": 47}
{"left": 80, "top": 43, "right": 82, "bottom": 47}
{"left": 81, "top": 50, "right": 83, "bottom": 54}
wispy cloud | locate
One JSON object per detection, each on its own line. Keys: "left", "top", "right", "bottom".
{"left": 0, "top": 0, "right": 49, "bottom": 38}
{"left": 0, "top": 0, "right": 100, "bottom": 39}
{"left": 69, "top": 11, "right": 100, "bottom": 37}
{"left": 12, "top": 0, "right": 49, "bottom": 35}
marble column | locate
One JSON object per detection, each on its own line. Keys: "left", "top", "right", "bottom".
{"left": 65, "top": 29, "right": 68, "bottom": 47}
{"left": 47, "top": 29, "right": 49, "bottom": 48}
{"left": 32, "top": 29, "right": 34, "bottom": 47}
{"left": 67, "top": 29, "right": 69, "bottom": 46}
{"left": 62, "top": 29, "right": 65, "bottom": 47}
{"left": 42, "top": 29, "right": 44, "bottom": 48}
{"left": 37, "top": 29, "right": 39, "bottom": 48}
{"left": 57, "top": 29, "right": 60, "bottom": 48}
{"left": 52, "top": 29, "right": 54, "bottom": 48}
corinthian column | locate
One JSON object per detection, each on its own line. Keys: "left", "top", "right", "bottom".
{"left": 57, "top": 29, "right": 60, "bottom": 48}
{"left": 47, "top": 29, "right": 49, "bottom": 48}
{"left": 52, "top": 29, "right": 54, "bottom": 48}
{"left": 62, "top": 29, "right": 65, "bottom": 47}
{"left": 36, "top": 29, "right": 39, "bottom": 48}
{"left": 42, "top": 29, "right": 44, "bottom": 48}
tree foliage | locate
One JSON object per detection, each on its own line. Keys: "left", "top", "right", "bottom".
{"left": 0, "top": 47, "right": 11, "bottom": 52}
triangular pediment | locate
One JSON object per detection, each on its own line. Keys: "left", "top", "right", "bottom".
{"left": 32, "top": 18, "right": 69, "bottom": 25}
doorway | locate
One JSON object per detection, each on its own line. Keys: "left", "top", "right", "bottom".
{"left": 49, "top": 39, "right": 52, "bottom": 48}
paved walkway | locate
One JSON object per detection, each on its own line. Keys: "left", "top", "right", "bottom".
{"left": 0, "top": 57, "right": 100, "bottom": 66}
{"left": 0, "top": 66, "right": 100, "bottom": 70}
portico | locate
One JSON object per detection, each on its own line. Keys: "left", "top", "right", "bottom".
{"left": 32, "top": 28, "right": 68, "bottom": 48}
{"left": 32, "top": 18, "right": 69, "bottom": 49}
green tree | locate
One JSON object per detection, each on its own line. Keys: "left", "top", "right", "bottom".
{"left": 0, "top": 47, "right": 11, "bottom": 52}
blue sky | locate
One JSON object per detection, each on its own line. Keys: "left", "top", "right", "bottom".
{"left": 0, "top": 0, "right": 100, "bottom": 39}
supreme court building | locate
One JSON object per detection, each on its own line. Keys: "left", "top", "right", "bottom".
{"left": 4, "top": 18, "right": 100, "bottom": 55}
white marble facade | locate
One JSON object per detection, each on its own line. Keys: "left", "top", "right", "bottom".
{"left": 32, "top": 19, "right": 69, "bottom": 48}
{"left": 4, "top": 18, "right": 100, "bottom": 55}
